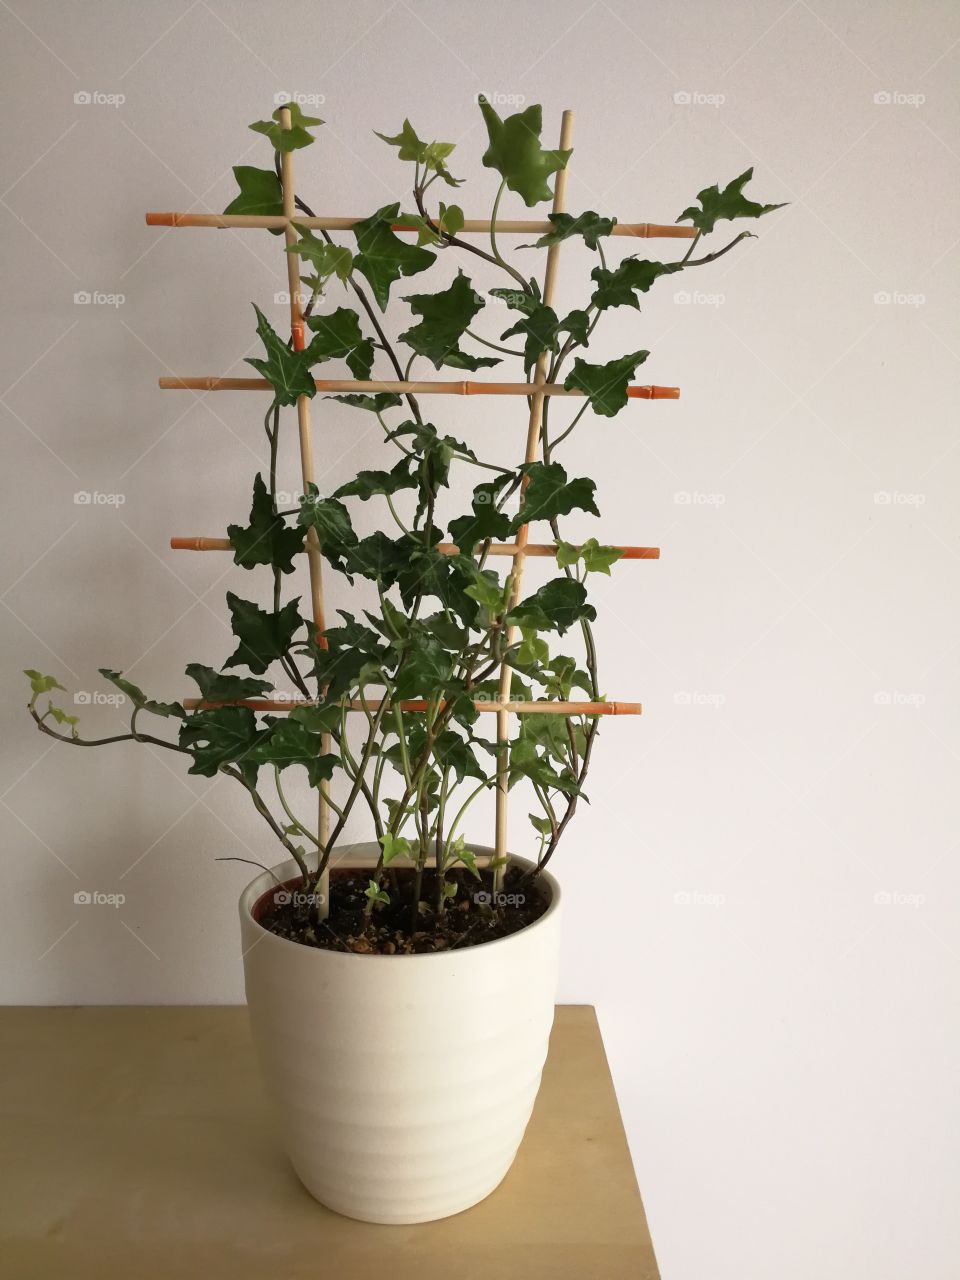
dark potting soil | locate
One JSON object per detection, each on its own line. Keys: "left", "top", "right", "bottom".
{"left": 256, "top": 865, "right": 550, "bottom": 955}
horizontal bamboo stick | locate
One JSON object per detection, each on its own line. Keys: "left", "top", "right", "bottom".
{"left": 159, "top": 376, "right": 680, "bottom": 399}
{"left": 146, "top": 212, "right": 696, "bottom": 239}
{"left": 183, "top": 697, "right": 641, "bottom": 716}
{"left": 170, "top": 536, "right": 660, "bottom": 559}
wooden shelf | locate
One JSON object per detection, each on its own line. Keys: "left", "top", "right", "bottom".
{"left": 0, "top": 1004, "right": 659, "bottom": 1279}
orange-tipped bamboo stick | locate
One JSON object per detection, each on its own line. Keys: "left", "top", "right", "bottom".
{"left": 146, "top": 211, "right": 696, "bottom": 239}
{"left": 169, "top": 536, "right": 661, "bottom": 559}
{"left": 158, "top": 376, "right": 679, "bottom": 399}
{"left": 495, "top": 109, "right": 575, "bottom": 890}
{"left": 183, "top": 697, "right": 641, "bottom": 716}
{"left": 279, "top": 108, "right": 331, "bottom": 907}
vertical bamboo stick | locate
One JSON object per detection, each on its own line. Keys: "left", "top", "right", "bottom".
{"left": 279, "top": 107, "right": 331, "bottom": 915}
{"left": 493, "top": 110, "right": 575, "bottom": 893}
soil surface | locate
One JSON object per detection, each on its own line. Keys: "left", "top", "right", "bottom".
{"left": 256, "top": 865, "right": 550, "bottom": 955}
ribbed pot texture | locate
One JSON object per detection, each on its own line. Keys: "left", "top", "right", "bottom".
{"left": 239, "top": 845, "right": 562, "bottom": 1224}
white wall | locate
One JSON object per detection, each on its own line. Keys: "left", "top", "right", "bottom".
{"left": 2, "top": 2, "right": 958, "bottom": 1276}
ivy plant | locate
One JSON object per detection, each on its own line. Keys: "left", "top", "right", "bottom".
{"left": 26, "top": 99, "right": 782, "bottom": 933}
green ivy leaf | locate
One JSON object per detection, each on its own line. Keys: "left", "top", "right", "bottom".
{"left": 590, "top": 258, "right": 683, "bottom": 311}
{"left": 438, "top": 202, "right": 464, "bottom": 236}
{"left": 97, "top": 670, "right": 182, "bottom": 718}
{"left": 556, "top": 538, "right": 624, "bottom": 575}
{"left": 515, "top": 626, "right": 549, "bottom": 666}
{"left": 452, "top": 840, "right": 482, "bottom": 880}
{"left": 48, "top": 704, "right": 79, "bottom": 731}
{"left": 297, "top": 487, "right": 358, "bottom": 568}
{"left": 540, "top": 654, "right": 592, "bottom": 700}
{"left": 245, "top": 304, "right": 315, "bottom": 406}
{"left": 508, "top": 578, "right": 597, "bottom": 634}
{"left": 489, "top": 286, "right": 540, "bottom": 315}
{"left": 364, "top": 879, "right": 391, "bottom": 906}
{"left": 512, "top": 461, "right": 599, "bottom": 531}
{"left": 380, "top": 831, "right": 415, "bottom": 865}
{"left": 564, "top": 351, "right": 649, "bottom": 418}
{"left": 247, "top": 717, "right": 338, "bottom": 788}
{"left": 447, "top": 475, "right": 516, "bottom": 552}
{"left": 501, "top": 302, "right": 559, "bottom": 376}
{"left": 341, "top": 532, "right": 408, "bottom": 585}
{"left": 24, "top": 669, "right": 66, "bottom": 697}
{"left": 224, "top": 594, "right": 305, "bottom": 676}
{"left": 478, "top": 99, "right": 572, "bottom": 207}
{"left": 179, "top": 705, "right": 262, "bottom": 777}
{"left": 400, "top": 270, "right": 499, "bottom": 371}
{"left": 227, "top": 473, "right": 304, "bottom": 575}
{"left": 329, "top": 392, "right": 402, "bottom": 414}
{"left": 353, "top": 203, "right": 436, "bottom": 310}
{"left": 249, "top": 101, "right": 323, "bottom": 152}
{"left": 509, "top": 734, "right": 579, "bottom": 795}
{"left": 286, "top": 230, "right": 353, "bottom": 286}
{"left": 678, "top": 167, "right": 785, "bottom": 235}
{"left": 334, "top": 457, "right": 417, "bottom": 502}
{"left": 530, "top": 210, "right": 616, "bottom": 249}
{"left": 185, "top": 664, "right": 273, "bottom": 701}
{"left": 391, "top": 631, "right": 454, "bottom": 700}
{"left": 223, "top": 166, "right": 284, "bottom": 224}
{"left": 304, "top": 307, "right": 374, "bottom": 380}
{"left": 374, "top": 119, "right": 462, "bottom": 186}
{"left": 529, "top": 812, "right": 553, "bottom": 836}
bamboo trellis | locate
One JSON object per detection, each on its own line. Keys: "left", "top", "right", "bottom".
{"left": 148, "top": 106, "right": 679, "bottom": 894}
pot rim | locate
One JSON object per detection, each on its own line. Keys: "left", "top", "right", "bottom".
{"left": 239, "top": 842, "right": 561, "bottom": 962}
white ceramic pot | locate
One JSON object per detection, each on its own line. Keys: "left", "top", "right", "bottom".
{"left": 239, "top": 844, "right": 561, "bottom": 1224}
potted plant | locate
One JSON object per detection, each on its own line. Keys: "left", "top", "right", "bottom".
{"left": 24, "top": 98, "right": 782, "bottom": 1224}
